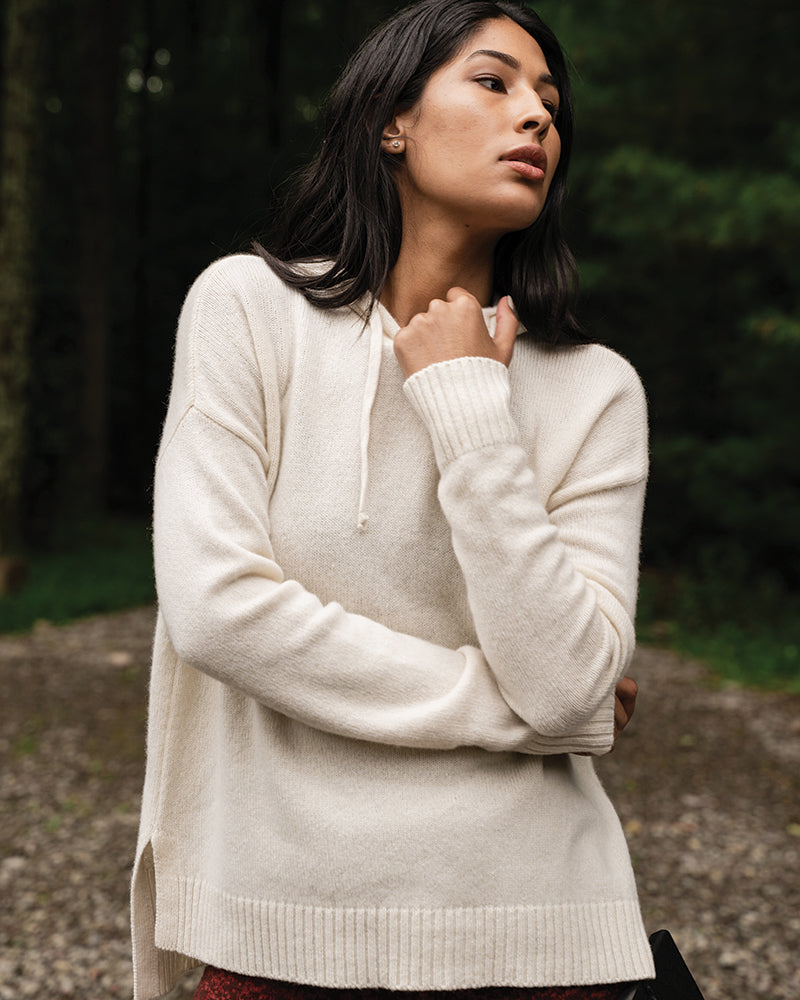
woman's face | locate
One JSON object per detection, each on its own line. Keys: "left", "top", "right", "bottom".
{"left": 389, "top": 17, "right": 562, "bottom": 240}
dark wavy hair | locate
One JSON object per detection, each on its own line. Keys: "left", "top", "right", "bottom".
{"left": 255, "top": 0, "right": 587, "bottom": 345}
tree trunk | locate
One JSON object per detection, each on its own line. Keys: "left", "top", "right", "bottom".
{"left": 0, "top": 0, "right": 46, "bottom": 560}
{"left": 262, "top": 0, "right": 285, "bottom": 147}
{"left": 131, "top": 0, "right": 156, "bottom": 480}
{"left": 73, "top": 0, "right": 122, "bottom": 513}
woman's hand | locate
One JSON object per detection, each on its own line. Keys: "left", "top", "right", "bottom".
{"left": 613, "top": 676, "right": 638, "bottom": 748}
{"left": 574, "top": 678, "right": 637, "bottom": 756}
{"left": 393, "top": 288, "right": 519, "bottom": 378}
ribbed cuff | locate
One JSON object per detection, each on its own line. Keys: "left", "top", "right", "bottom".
{"left": 522, "top": 728, "right": 614, "bottom": 757}
{"left": 403, "top": 357, "right": 519, "bottom": 468}
{"left": 521, "top": 693, "right": 616, "bottom": 757}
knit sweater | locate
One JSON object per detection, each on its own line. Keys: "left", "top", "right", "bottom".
{"left": 131, "top": 254, "right": 655, "bottom": 999}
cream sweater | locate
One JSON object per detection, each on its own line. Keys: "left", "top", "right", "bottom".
{"left": 131, "top": 254, "right": 655, "bottom": 999}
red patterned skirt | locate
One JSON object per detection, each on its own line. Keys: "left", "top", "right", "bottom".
{"left": 192, "top": 969, "right": 633, "bottom": 1000}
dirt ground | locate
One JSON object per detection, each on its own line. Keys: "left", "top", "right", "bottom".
{"left": 1, "top": 605, "right": 799, "bottom": 999}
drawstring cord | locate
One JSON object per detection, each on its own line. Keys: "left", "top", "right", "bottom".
{"left": 357, "top": 307, "right": 385, "bottom": 531}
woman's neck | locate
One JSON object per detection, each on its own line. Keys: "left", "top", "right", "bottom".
{"left": 380, "top": 220, "right": 496, "bottom": 327}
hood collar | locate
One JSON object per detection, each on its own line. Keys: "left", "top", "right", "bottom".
{"left": 356, "top": 299, "right": 499, "bottom": 531}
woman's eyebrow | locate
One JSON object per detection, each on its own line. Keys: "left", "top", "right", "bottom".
{"left": 466, "top": 48, "right": 556, "bottom": 87}
{"left": 467, "top": 48, "right": 521, "bottom": 71}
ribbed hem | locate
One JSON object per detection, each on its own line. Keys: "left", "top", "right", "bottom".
{"left": 132, "top": 841, "right": 200, "bottom": 1000}
{"left": 154, "top": 876, "right": 655, "bottom": 990}
{"left": 403, "top": 357, "right": 519, "bottom": 469}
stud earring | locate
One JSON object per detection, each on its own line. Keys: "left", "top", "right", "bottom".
{"left": 392, "top": 140, "right": 400, "bottom": 148}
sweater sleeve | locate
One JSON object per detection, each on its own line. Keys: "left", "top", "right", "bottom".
{"left": 153, "top": 258, "right": 577, "bottom": 754}
{"left": 403, "top": 353, "right": 648, "bottom": 753}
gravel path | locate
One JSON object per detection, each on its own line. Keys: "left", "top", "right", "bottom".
{"left": 1, "top": 606, "right": 799, "bottom": 999}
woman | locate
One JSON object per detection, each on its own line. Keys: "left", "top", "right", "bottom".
{"left": 131, "top": 2, "right": 655, "bottom": 998}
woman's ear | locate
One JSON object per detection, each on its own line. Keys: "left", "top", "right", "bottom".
{"left": 381, "top": 120, "right": 405, "bottom": 154}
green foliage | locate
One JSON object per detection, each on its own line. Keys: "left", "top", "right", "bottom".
{"left": 673, "top": 624, "right": 800, "bottom": 693}
{"left": 0, "top": 519, "right": 154, "bottom": 633}
{"left": 746, "top": 309, "right": 800, "bottom": 347}
{"left": 581, "top": 147, "right": 800, "bottom": 252}
{"left": 638, "top": 571, "right": 800, "bottom": 693}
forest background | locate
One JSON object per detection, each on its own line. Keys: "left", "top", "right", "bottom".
{"left": 0, "top": 0, "right": 798, "bottom": 689}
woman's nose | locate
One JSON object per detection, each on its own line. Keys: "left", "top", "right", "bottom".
{"left": 516, "top": 93, "right": 552, "bottom": 136}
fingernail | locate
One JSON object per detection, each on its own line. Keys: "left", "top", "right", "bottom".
{"left": 506, "top": 295, "right": 518, "bottom": 317}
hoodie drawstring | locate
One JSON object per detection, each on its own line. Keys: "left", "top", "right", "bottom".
{"left": 357, "top": 307, "right": 386, "bottom": 531}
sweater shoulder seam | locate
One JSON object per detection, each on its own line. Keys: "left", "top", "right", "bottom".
{"left": 156, "top": 402, "right": 263, "bottom": 467}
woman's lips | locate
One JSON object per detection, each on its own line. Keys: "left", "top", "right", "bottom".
{"left": 501, "top": 145, "right": 547, "bottom": 181}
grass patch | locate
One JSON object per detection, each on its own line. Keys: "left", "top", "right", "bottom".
{"left": 3, "top": 526, "right": 799, "bottom": 694}
{"left": 637, "top": 570, "right": 800, "bottom": 693}
{"left": 0, "top": 518, "right": 154, "bottom": 634}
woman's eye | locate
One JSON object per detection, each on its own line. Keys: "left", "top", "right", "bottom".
{"left": 543, "top": 101, "right": 560, "bottom": 122}
{"left": 476, "top": 76, "right": 505, "bottom": 93}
